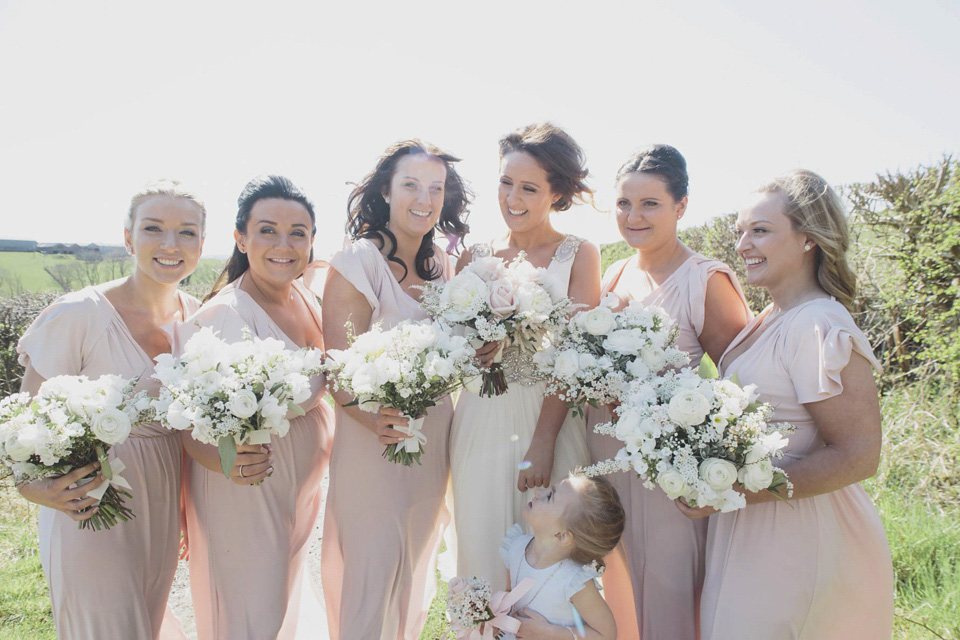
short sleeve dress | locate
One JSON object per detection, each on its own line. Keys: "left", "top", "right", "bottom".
{"left": 179, "top": 275, "right": 334, "bottom": 640}
{"left": 585, "top": 254, "right": 749, "bottom": 640}
{"left": 16, "top": 282, "right": 199, "bottom": 640}
{"left": 701, "top": 298, "right": 894, "bottom": 639}
{"left": 320, "top": 238, "right": 454, "bottom": 640}
{"left": 497, "top": 524, "right": 601, "bottom": 639}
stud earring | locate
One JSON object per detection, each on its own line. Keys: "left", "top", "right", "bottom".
{"left": 125, "top": 246, "right": 133, "bottom": 256}
{"left": 384, "top": 195, "right": 391, "bottom": 204}
{"left": 804, "top": 244, "right": 812, "bottom": 252}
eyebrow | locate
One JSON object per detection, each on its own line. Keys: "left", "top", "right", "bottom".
{"left": 403, "top": 176, "right": 444, "bottom": 184}
{"left": 142, "top": 217, "right": 199, "bottom": 227}
{"left": 255, "top": 219, "right": 310, "bottom": 228}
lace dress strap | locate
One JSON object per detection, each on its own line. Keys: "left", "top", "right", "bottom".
{"left": 551, "top": 234, "right": 583, "bottom": 264}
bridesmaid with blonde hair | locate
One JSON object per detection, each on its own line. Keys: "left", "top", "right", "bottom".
{"left": 179, "top": 175, "right": 333, "bottom": 639}
{"left": 320, "top": 140, "right": 471, "bottom": 640}
{"left": 586, "top": 145, "right": 750, "bottom": 639}
{"left": 17, "top": 180, "right": 205, "bottom": 638}
{"left": 677, "top": 170, "right": 893, "bottom": 639}
{"left": 451, "top": 122, "right": 602, "bottom": 588}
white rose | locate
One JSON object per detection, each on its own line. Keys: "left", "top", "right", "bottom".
{"left": 577, "top": 306, "right": 617, "bottom": 336}
{"left": 738, "top": 459, "right": 775, "bottom": 492}
{"left": 656, "top": 465, "right": 689, "bottom": 499}
{"left": 468, "top": 256, "right": 504, "bottom": 281}
{"left": 5, "top": 428, "right": 38, "bottom": 461}
{"left": 699, "top": 458, "right": 738, "bottom": 492}
{"left": 440, "top": 272, "right": 488, "bottom": 322}
{"left": 667, "top": 390, "right": 711, "bottom": 426}
{"left": 602, "top": 329, "right": 642, "bottom": 355}
{"left": 487, "top": 278, "right": 518, "bottom": 317}
{"left": 640, "top": 346, "right": 667, "bottom": 372}
{"left": 553, "top": 350, "right": 581, "bottom": 378}
{"left": 91, "top": 407, "right": 132, "bottom": 444}
{"left": 227, "top": 389, "right": 259, "bottom": 419}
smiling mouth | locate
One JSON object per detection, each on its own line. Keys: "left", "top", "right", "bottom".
{"left": 409, "top": 209, "right": 432, "bottom": 218}
{"left": 154, "top": 257, "right": 183, "bottom": 267}
{"left": 744, "top": 257, "right": 766, "bottom": 266}
{"left": 626, "top": 226, "right": 652, "bottom": 232}
{"left": 267, "top": 258, "right": 295, "bottom": 265}
{"left": 508, "top": 208, "right": 528, "bottom": 217}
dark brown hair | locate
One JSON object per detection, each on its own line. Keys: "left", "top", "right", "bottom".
{"left": 499, "top": 122, "right": 593, "bottom": 212}
{"left": 346, "top": 140, "right": 471, "bottom": 282}
{"left": 616, "top": 144, "right": 689, "bottom": 202}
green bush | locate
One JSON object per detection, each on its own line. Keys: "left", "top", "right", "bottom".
{"left": 0, "top": 293, "right": 59, "bottom": 397}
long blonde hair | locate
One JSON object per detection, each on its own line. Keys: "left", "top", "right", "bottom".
{"left": 758, "top": 170, "right": 857, "bottom": 309}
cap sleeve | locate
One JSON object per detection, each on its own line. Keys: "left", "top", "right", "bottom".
{"left": 17, "top": 290, "right": 105, "bottom": 379}
{"left": 499, "top": 523, "right": 528, "bottom": 570}
{"left": 563, "top": 560, "right": 602, "bottom": 601}
{"left": 783, "top": 300, "right": 881, "bottom": 404}
{"left": 329, "top": 239, "right": 383, "bottom": 317}
{"left": 690, "top": 258, "right": 750, "bottom": 336}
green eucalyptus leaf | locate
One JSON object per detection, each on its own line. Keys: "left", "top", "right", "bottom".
{"left": 218, "top": 436, "right": 237, "bottom": 479}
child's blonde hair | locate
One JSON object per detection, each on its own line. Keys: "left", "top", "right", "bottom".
{"left": 563, "top": 472, "right": 625, "bottom": 567}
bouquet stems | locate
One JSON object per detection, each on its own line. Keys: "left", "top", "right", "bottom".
{"left": 479, "top": 365, "right": 509, "bottom": 397}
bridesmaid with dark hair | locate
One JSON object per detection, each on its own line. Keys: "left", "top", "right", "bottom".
{"left": 586, "top": 145, "right": 750, "bottom": 639}
{"left": 179, "top": 175, "right": 333, "bottom": 640}
{"left": 320, "top": 140, "right": 471, "bottom": 640}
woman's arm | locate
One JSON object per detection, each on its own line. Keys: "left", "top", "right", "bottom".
{"left": 515, "top": 581, "right": 615, "bottom": 640}
{"left": 16, "top": 363, "right": 107, "bottom": 517}
{"left": 699, "top": 272, "right": 750, "bottom": 364}
{"left": 676, "top": 352, "right": 882, "bottom": 518}
{"left": 180, "top": 432, "right": 273, "bottom": 485}
{"left": 518, "top": 242, "right": 601, "bottom": 491}
{"left": 321, "top": 268, "right": 415, "bottom": 446}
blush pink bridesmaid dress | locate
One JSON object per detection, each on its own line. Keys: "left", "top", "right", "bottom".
{"left": 585, "top": 254, "right": 749, "bottom": 640}
{"left": 17, "top": 282, "right": 198, "bottom": 639}
{"left": 179, "top": 276, "right": 334, "bottom": 640}
{"left": 320, "top": 239, "right": 453, "bottom": 640}
{"left": 702, "top": 298, "right": 894, "bottom": 639}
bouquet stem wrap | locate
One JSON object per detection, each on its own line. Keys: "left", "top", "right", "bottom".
{"left": 384, "top": 415, "right": 427, "bottom": 465}
{"left": 452, "top": 577, "right": 536, "bottom": 639}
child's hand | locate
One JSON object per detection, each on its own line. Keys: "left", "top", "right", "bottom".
{"left": 515, "top": 608, "right": 556, "bottom": 638}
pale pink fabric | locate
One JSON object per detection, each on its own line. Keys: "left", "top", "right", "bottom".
{"left": 178, "top": 276, "right": 333, "bottom": 640}
{"left": 450, "top": 236, "right": 592, "bottom": 590}
{"left": 321, "top": 239, "right": 452, "bottom": 640}
{"left": 700, "top": 298, "right": 893, "bottom": 639}
{"left": 16, "top": 282, "right": 198, "bottom": 640}
{"left": 585, "top": 255, "right": 749, "bottom": 640}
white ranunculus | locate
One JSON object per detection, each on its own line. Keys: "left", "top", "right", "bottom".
{"left": 5, "top": 428, "right": 37, "bottom": 461}
{"left": 602, "top": 329, "right": 642, "bottom": 355}
{"left": 227, "top": 389, "right": 259, "bottom": 419}
{"left": 440, "top": 272, "right": 488, "bottom": 322}
{"left": 667, "top": 390, "right": 711, "bottom": 426}
{"left": 553, "top": 349, "right": 581, "bottom": 378}
{"left": 738, "top": 459, "right": 775, "bottom": 492}
{"left": 578, "top": 306, "right": 617, "bottom": 336}
{"left": 91, "top": 407, "right": 132, "bottom": 444}
{"left": 640, "top": 346, "right": 667, "bottom": 372}
{"left": 699, "top": 458, "right": 738, "bottom": 492}
{"left": 657, "top": 465, "right": 689, "bottom": 499}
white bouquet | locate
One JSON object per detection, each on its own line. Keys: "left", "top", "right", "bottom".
{"left": 0, "top": 375, "right": 154, "bottom": 530}
{"left": 323, "top": 319, "right": 478, "bottom": 465}
{"left": 152, "top": 326, "right": 324, "bottom": 478}
{"left": 535, "top": 294, "right": 689, "bottom": 417}
{"left": 584, "top": 356, "right": 794, "bottom": 512}
{"left": 418, "top": 252, "right": 577, "bottom": 396}
{"left": 446, "top": 575, "right": 535, "bottom": 639}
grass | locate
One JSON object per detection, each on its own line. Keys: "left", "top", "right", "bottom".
{"left": 1, "top": 383, "right": 957, "bottom": 639}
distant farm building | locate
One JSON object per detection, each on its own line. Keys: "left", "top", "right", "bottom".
{"left": 0, "top": 239, "right": 38, "bottom": 252}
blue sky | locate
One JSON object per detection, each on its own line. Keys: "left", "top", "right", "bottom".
{"left": 1, "top": 0, "right": 957, "bottom": 258}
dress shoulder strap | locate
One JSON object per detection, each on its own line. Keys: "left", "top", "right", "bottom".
{"left": 551, "top": 234, "right": 583, "bottom": 264}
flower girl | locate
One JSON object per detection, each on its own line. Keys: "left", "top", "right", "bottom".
{"left": 499, "top": 472, "right": 624, "bottom": 639}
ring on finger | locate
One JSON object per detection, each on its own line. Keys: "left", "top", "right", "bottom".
{"left": 239, "top": 464, "right": 246, "bottom": 478}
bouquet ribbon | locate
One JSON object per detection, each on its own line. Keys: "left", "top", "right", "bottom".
{"left": 453, "top": 577, "right": 536, "bottom": 640}
{"left": 80, "top": 459, "right": 132, "bottom": 502}
{"left": 237, "top": 429, "right": 272, "bottom": 446}
{"left": 397, "top": 415, "right": 427, "bottom": 454}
